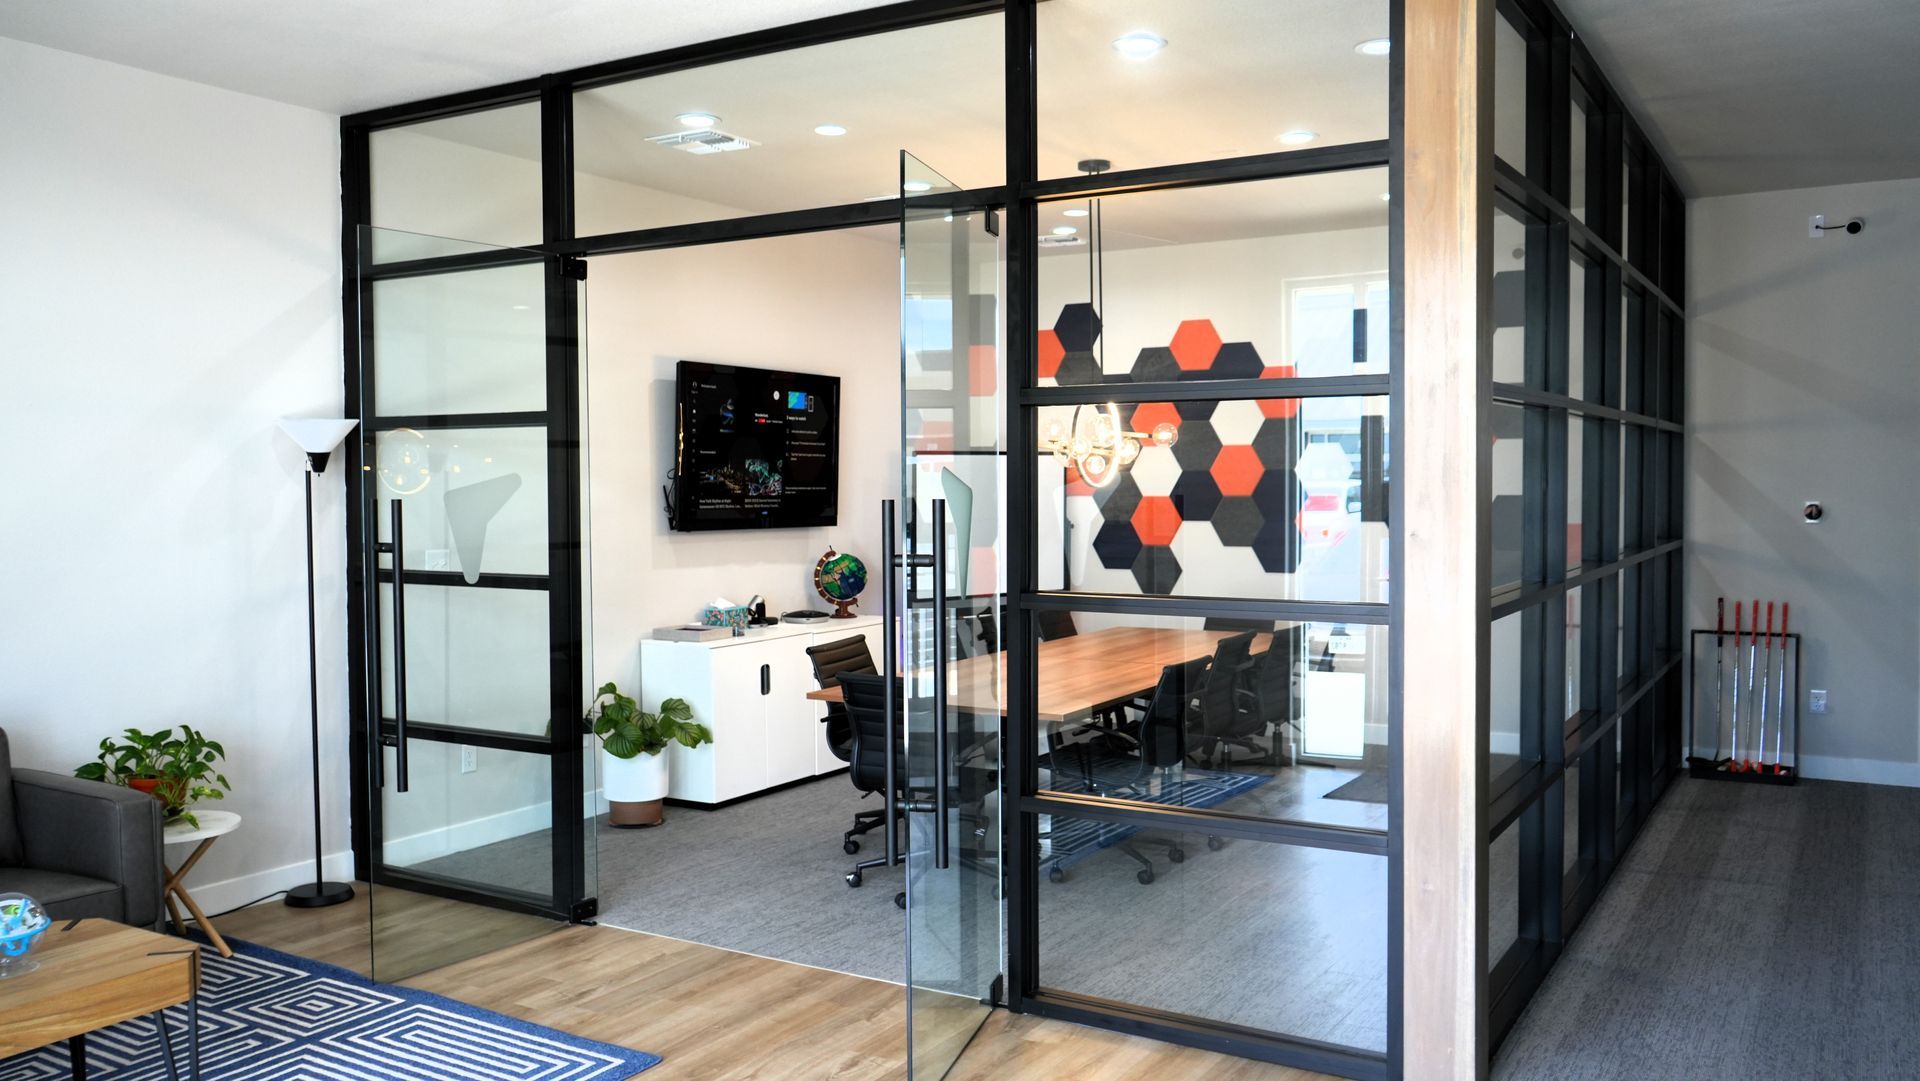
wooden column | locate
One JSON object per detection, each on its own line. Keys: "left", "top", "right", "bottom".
{"left": 1401, "top": 0, "right": 1492, "bottom": 1077}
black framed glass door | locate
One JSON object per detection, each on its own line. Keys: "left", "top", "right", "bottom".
{"left": 354, "top": 226, "right": 595, "bottom": 981}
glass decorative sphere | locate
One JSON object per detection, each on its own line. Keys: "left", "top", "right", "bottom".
{"left": 0, "top": 893, "right": 49, "bottom": 978}
{"left": 1151, "top": 422, "right": 1178, "bottom": 447}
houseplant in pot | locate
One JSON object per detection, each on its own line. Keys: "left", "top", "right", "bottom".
{"left": 74, "top": 725, "right": 232, "bottom": 829}
{"left": 589, "top": 683, "right": 710, "bottom": 828}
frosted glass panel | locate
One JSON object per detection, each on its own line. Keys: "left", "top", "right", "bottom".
{"left": 375, "top": 427, "right": 548, "bottom": 578}
{"left": 372, "top": 264, "right": 548, "bottom": 417}
{"left": 369, "top": 103, "right": 543, "bottom": 260}
{"left": 379, "top": 585, "right": 551, "bottom": 736}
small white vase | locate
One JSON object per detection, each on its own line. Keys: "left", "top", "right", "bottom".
{"left": 604, "top": 749, "right": 669, "bottom": 827}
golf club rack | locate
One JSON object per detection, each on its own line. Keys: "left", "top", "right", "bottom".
{"left": 1686, "top": 597, "right": 1801, "bottom": 785}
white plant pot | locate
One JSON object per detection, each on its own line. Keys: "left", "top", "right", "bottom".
{"left": 603, "top": 749, "right": 669, "bottom": 827}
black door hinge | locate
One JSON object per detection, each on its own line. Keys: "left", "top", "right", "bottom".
{"left": 984, "top": 209, "right": 999, "bottom": 237}
{"left": 564, "top": 257, "right": 588, "bottom": 281}
{"left": 571, "top": 897, "right": 599, "bottom": 923}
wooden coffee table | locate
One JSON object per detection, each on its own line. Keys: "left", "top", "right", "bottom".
{"left": 0, "top": 918, "right": 201, "bottom": 1079}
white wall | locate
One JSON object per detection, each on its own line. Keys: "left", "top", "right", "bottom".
{"left": 1687, "top": 176, "right": 1920, "bottom": 786}
{"left": 585, "top": 232, "right": 901, "bottom": 698}
{"left": 0, "top": 38, "right": 351, "bottom": 908}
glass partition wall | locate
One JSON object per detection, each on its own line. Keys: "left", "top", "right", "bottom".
{"left": 1484, "top": 0, "right": 1686, "bottom": 1050}
{"left": 339, "top": 0, "right": 1681, "bottom": 1075}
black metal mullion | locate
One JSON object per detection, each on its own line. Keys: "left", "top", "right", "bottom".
{"left": 1022, "top": 374, "right": 1389, "bottom": 406}
{"left": 367, "top": 411, "right": 550, "bottom": 432}
{"left": 1030, "top": 591, "right": 1389, "bottom": 626}
{"left": 1023, "top": 141, "right": 1392, "bottom": 201}
{"left": 1004, "top": 0, "right": 1038, "bottom": 1016}
{"left": 541, "top": 74, "right": 591, "bottom": 921}
{"left": 342, "top": 123, "right": 375, "bottom": 884}
{"left": 1022, "top": 793, "right": 1388, "bottom": 856}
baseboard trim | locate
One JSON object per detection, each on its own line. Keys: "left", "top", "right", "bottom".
{"left": 1795, "top": 755, "right": 1920, "bottom": 788}
{"left": 184, "top": 849, "right": 356, "bottom": 917}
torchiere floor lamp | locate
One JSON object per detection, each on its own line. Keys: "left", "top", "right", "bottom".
{"left": 277, "top": 417, "right": 360, "bottom": 908}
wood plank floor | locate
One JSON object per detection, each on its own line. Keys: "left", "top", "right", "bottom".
{"left": 218, "top": 891, "right": 1335, "bottom": 1080}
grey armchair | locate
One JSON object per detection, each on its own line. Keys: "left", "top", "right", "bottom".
{"left": 0, "top": 729, "right": 164, "bottom": 929}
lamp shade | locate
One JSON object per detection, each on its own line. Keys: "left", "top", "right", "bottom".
{"left": 278, "top": 417, "right": 358, "bottom": 454}
{"left": 279, "top": 417, "right": 358, "bottom": 473}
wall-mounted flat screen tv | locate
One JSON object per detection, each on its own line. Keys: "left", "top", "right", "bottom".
{"left": 670, "top": 360, "right": 840, "bottom": 531}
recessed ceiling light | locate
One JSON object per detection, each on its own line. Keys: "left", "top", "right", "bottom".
{"left": 1278, "top": 129, "right": 1318, "bottom": 146}
{"left": 903, "top": 180, "right": 933, "bottom": 193}
{"left": 676, "top": 112, "right": 719, "bottom": 129}
{"left": 1379, "top": 192, "right": 1392, "bottom": 202}
{"left": 1355, "top": 38, "right": 1391, "bottom": 57}
{"left": 1111, "top": 31, "right": 1167, "bottom": 59}
{"left": 1063, "top": 207, "right": 1090, "bottom": 218}
{"left": 814, "top": 123, "right": 847, "bottom": 137}
{"left": 1052, "top": 225, "right": 1079, "bottom": 236}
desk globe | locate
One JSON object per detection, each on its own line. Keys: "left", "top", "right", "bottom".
{"left": 814, "top": 548, "right": 868, "bottom": 619}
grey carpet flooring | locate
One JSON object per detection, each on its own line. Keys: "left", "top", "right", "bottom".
{"left": 411, "top": 758, "right": 1392, "bottom": 1051}
{"left": 1495, "top": 775, "right": 1920, "bottom": 1080}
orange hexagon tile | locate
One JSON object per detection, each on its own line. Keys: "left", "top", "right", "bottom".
{"left": 1131, "top": 495, "right": 1183, "bottom": 547}
{"left": 1210, "top": 444, "right": 1264, "bottom": 497}
{"left": 1169, "top": 319, "right": 1223, "bottom": 370}
{"left": 1037, "top": 330, "right": 1065, "bottom": 380}
{"left": 1258, "top": 364, "right": 1300, "bottom": 417}
{"left": 1126, "top": 401, "right": 1181, "bottom": 436}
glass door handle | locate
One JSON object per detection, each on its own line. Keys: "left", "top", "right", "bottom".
{"left": 880, "top": 499, "right": 900, "bottom": 870}
{"left": 928, "top": 497, "right": 951, "bottom": 871}
{"left": 390, "top": 500, "right": 410, "bottom": 794}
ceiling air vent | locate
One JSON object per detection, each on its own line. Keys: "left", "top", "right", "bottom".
{"left": 1038, "top": 234, "right": 1086, "bottom": 247}
{"left": 645, "top": 129, "right": 756, "bottom": 155}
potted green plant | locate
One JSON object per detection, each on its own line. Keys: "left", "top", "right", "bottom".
{"left": 75, "top": 725, "right": 232, "bottom": 829}
{"left": 587, "top": 683, "right": 710, "bottom": 828}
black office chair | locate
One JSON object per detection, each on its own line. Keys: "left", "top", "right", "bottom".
{"left": 1195, "top": 631, "right": 1263, "bottom": 767}
{"left": 1203, "top": 617, "right": 1275, "bottom": 632}
{"left": 1036, "top": 609, "right": 1078, "bottom": 641}
{"left": 837, "top": 670, "right": 908, "bottom": 909}
{"left": 805, "top": 636, "right": 879, "bottom": 851}
{"left": 1049, "top": 657, "right": 1211, "bottom": 886}
{"left": 1249, "top": 625, "right": 1303, "bottom": 765}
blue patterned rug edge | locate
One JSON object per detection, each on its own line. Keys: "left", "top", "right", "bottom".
{"left": 207, "top": 933, "right": 662, "bottom": 1075}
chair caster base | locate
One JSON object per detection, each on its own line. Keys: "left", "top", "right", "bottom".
{"left": 843, "top": 839, "right": 860, "bottom": 855}
{"left": 1136, "top": 869, "right": 1155, "bottom": 885}
{"left": 846, "top": 871, "right": 862, "bottom": 888}
{"left": 894, "top": 892, "right": 906, "bottom": 910}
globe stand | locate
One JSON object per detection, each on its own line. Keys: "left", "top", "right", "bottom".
{"left": 813, "top": 546, "right": 868, "bottom": 621}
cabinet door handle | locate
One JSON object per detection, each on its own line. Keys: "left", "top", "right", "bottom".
{"left": 761, "top": 664, "right": 770, "bottom": 696}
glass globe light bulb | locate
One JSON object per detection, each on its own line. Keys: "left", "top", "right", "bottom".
{"left": 1151, "top": 422, "right": 1178, "bottom": 447}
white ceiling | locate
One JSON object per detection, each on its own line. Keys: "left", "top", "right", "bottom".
{"left": 0, "top": 0, "right": 893, "bottom": 117}
{"left": 1557, "top": 0, "right": 1920, "bottom": 196}
{"left": 15, "top": 0, "right": 1898, "bottom": 201}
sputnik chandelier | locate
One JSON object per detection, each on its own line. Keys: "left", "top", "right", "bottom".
{"left": 1040, "top": 403, "right": 1177, "bottom": 489}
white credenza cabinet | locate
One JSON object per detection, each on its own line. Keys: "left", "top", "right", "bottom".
{"left": 639, "top": 616, "right": 883, "bottom": 806}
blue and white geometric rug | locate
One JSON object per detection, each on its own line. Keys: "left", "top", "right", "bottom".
{"left": 1039, "top": 752, "right": 1273, "bottom": 876}
{"left": 0, "top": 936, "right": 659, "bottom": 1080}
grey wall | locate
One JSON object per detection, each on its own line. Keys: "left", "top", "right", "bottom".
{"left": 1686, "top": 176, "right": 1920, "bottom": 785}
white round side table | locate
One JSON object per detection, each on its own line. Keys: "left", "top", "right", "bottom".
{"left": 162, "top": 810, "right": 241, "bottom": 958}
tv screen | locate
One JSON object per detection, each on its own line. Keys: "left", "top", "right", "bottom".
{"left": 672, "top": 360, "right": 841, "bottom": 531}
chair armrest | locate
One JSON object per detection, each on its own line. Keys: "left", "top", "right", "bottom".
{"left": 13, "top": 769, "right": 164, "bottom": 929}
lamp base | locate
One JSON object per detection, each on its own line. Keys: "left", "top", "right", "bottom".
{"left": 285, "top": 880, "right": 356, "bottom": 908}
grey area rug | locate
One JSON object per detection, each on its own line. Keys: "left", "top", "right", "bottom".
{"left": 1323, "top": 768, "right": 1388, "bottom": 803}
{"left": 1494, "top": 776, "right": 1920, "bottom": 1080}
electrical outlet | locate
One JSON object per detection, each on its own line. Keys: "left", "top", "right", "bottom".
{"left": 1809, "top": 689, "right": 1828, "bottom": 715}
{"left": 1809, "top": 214, "right": 1827, "bottom": 238}
{"left": 426, "top": 548, "right": 451, "bottom": 571}
{"left": 460, "top": 745, "right": 478, "bottom": 773}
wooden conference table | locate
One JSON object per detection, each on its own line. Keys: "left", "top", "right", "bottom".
{"left": 805, "top": 625, "right": 1268, "bottom": 724}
